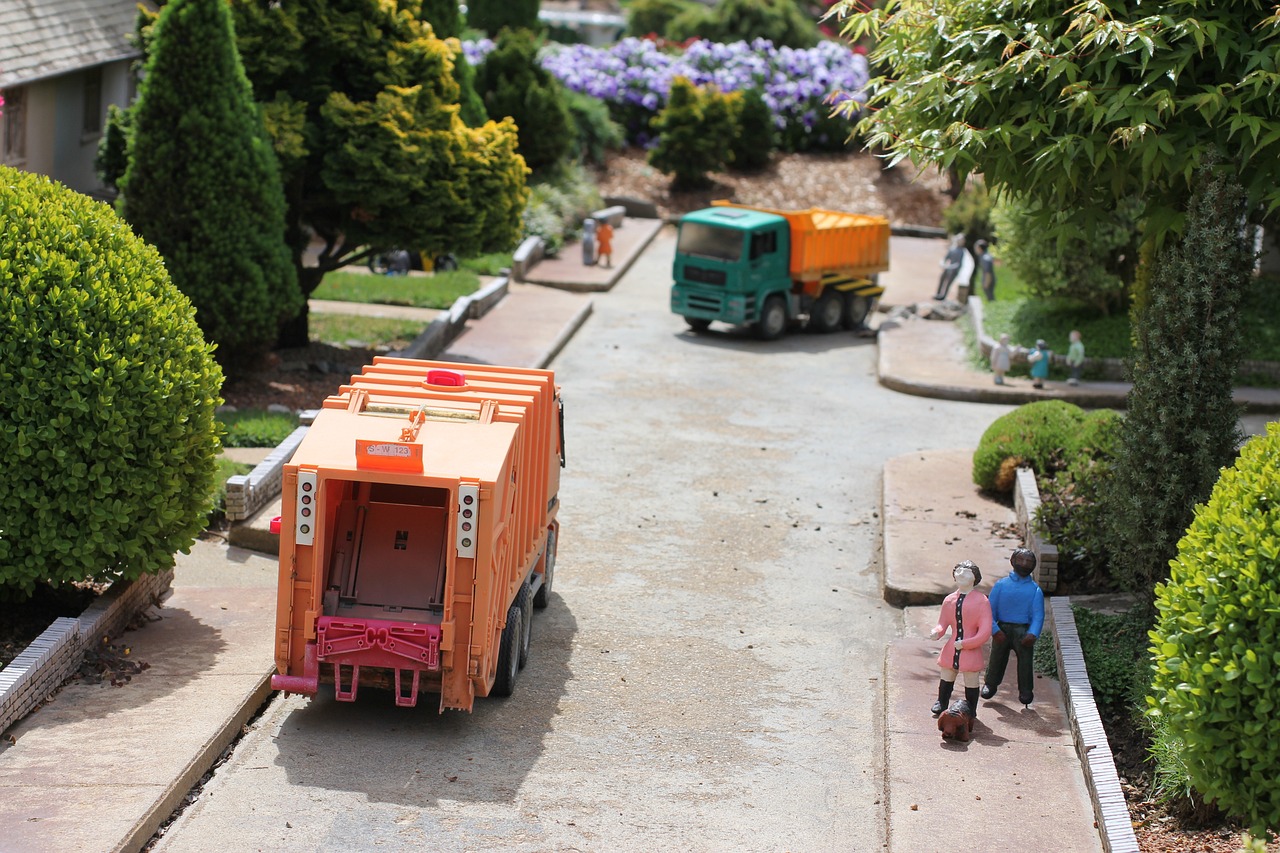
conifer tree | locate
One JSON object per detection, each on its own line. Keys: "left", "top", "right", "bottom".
{"left": 649, "top": 77, "right": 726, "bottom": 190}
{"left": 474, "top": 28, "right": 572, "bottom": 173}
{"left": 729, "top": 88, "right": 776, "bottom": 172}
{"left": 467, "top": 0, "right": 540, "bottom": 37}
{"left": 118, "top": 0, "right": 299, "bottom": 374}
{"left": 1104, "top": 163, "right": 1253, "bottom": 600}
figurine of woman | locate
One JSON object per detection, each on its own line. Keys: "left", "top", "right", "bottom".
{"left": 1027, "top": 339, "right": 1051, "bottom": 389}
{"left": 990, "top": 333, "right": 1012, "bottom": 385}
{"left": 929, "top": 560, "right": 993, "bottom": 719}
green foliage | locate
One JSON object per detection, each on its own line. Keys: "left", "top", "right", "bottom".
{"left": 467, "top": 0, "right": 541, "bottom": 38}
{"left": 217, "top": 410, "right": 298, "bottom": 448}
{"left": 313, "top": 269, "right": 480, "bottom": 309}
{"left": 1105, "top": 165, "right": 1252, "bottom": 600}
{"left": 982, "top": 296, "right": 1134, "bottom": 363}
{"left": 728, "top": 87, "right": 776, "bottom": 172}
{"left": 942, "top": 181, "right": 995, "bottom": 249}
{"left": 209, "top": 456, "right": 254, "bottom": 527}
{"left": 626, "top": 0, "right": 700, "bottom": 37}
{"left": 118, "top": 0, "right": 300, "bottom": 375}
{"left": 451, "top": 42, "right": 489, "bottom": 128}
{"left": 94, "top": 104, "right": 131, "bottom": 193}
{"left": 309, "top": 314, "right": 427, "bottom": 349}
{"left": 1035, "top": 418, "right": 1122, "bottom": 589}
{"left": 475, "top": 28, "right": 573, "bottom": 172}
{"left": 459, "top": 251, "right": 514, "bottom": 276}
{"left": 229, "top": 0, "right": 529, "bottom": 345}
{"left": 835, "top": 0, "right": 1280, "bottom": 242}
{"left": 521, "top": 163, "right": 604, "bottom": 255}
{"left": 991, "top": 194, "right": 1142, "bottom": 317}
{"left": 972, "top": 400, "right": 1111, "bottom": 493}
{"left": 0, "top": 166, "right": 223, "bottom": 595}
{"left": 649, "top": 77, "right": 728, "bottom": 190}
{"left": 1240, "top": 275, "right": 1280, "bottom": 363}
{"left": 564, "top": 90, "right": 625, "bottom": 166}
{"left": 670, "top": 0, "right": 820, "bottom": 48}
{"left": 420, "top": 0, "right": 461, "bottom": 39}
{"left": 1148, "top": 423, "right": 1280, "bottom": 836}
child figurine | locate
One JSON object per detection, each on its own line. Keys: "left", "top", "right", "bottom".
{"left": 596, "top": 219, "right": 615, "bottom": 269}
{"left": 929, "top": 561, "right": 992, "bottom": 723}
{"left": 1027, "top": 339, "right": 1051, "bottom": 389}
{"left": 982, "top": 548, "right": 1045, "bottom": 707}
{"left": 1066, "top": 330, "right": 1084, "bottom": 386}
{"left": 990, "top": 333, "right": 1012, "bottom": 385}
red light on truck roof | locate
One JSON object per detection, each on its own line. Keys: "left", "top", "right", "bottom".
{"left": 425, "top": 369, "right": 466, "bottom": 387}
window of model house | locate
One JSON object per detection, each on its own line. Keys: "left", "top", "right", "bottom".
{"left": 83, "top": 68, "right": 103, "bottom": 135}
{"left": 2, "top": 86, "right": 26, "bottom": 160}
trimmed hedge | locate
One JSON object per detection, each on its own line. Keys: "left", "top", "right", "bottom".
{"left": 0, "top": 166, "right": 224, "bottom": 595}
{"left": 972, "top": 400, "right": 1118, "bottom": 493}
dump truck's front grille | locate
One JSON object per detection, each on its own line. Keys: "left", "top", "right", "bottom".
{"left": 684, "top": 264, "right": 726, "bottom": 285}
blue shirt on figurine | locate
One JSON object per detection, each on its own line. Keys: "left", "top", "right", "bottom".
{"left": 988, "top": 570, "right": 1045, "bottom": 637}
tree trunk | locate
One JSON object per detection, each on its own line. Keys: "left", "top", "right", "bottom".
{"left": 277, "top": 265, "right": 325, "bottom": 349}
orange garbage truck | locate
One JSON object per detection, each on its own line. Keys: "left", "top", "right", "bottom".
{"left": 269, "top": 357, "right": 564, "bottom": 712}
{"left": 670, "top": 200, "right": 891, "bottom": 340}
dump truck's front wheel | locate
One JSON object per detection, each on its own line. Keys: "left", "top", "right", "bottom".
{"left": 758, "top": 296, "right": 788, "bottom": 341}
{"left": 685, "top": 317, "right": 711, "bottom": 333}
{"left": 493, "top": 603, "right": 522, "bottom": 697}
{"left": 807, "top": 290, "right": 843, "bottom": 333}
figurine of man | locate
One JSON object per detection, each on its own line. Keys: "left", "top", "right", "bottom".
{"left": 1027, "top": 339, "right": 1051, "bottom": 389}
{"left": 1066, "top": 330, "right": 1085, "bottom": 386}
{"left": 596, "top": 219, "right": 615, "bottom": 268}
{"left": 990, "top": 333, "right": 1012, "bottom": 385}
{"left": 934, "top": 234, "right": 969, "bottom": 301}
{"left": 929, "top": 560, "right": 992, "bottom": 718}
{"left": 975, "top": 239, "right": 996, "bottom": 301}
{"left": 981, "top": 548, "right": 1045, "bottom": 707}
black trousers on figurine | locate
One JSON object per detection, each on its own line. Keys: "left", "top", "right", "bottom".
{"left": 984, "top": 621, "right": 1035, "bottom": 702}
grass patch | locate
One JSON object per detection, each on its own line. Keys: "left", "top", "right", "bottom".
{"left": 1033, "top": 604, "right": 1151, "bottom": 707}
{"left": 218, "top": 408, "right": 300, "bottom": 447}
{"left": 208, "top": 456, "right": 254, "bottom": 527}
{"left": 460, "top": 252, "right": 514, "bottom": 276}
{"left": 313, "top": 268, "right": 479, "bottom": 309}
{"left": 1240, "top": 274, "right": 1280, "bottom": 362}
{"left": 308, "top": 314, "right": 428, "bottom": 350}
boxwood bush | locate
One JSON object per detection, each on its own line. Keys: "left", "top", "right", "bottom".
{"left": 0, "top": 166, "right": 223, "bottom": 595}
{"left": 1148, "top": 422, "right": 1280, "bottom": 836}
{"left": 972, "top": 400, "right": 1118, "bottom": 493}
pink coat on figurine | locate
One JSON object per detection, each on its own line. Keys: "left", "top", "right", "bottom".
{"left": 933, "top": 583, "right": 992, "bottom": 673}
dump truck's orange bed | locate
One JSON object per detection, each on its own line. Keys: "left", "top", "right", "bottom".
{"left": 711, "top": 200, "right": 890, "bottom": 281}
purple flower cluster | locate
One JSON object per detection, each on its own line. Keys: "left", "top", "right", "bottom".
{"left": 464, "top": 38, "right": 868, "bottom": 145}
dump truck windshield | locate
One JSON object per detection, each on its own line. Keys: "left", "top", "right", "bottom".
{"left": 678, "top": 222, "right": 742, "bottom": 262}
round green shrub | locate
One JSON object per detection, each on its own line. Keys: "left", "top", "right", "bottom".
{"left": 729, "top": 87, "right": 776, "bottom": 172}
{"left": 475, "top": 28, "right": 573, "bottom": 172}
{"left": 1148, "top": 422, "right": 1280, "bottom": 835}
{"left": 0, "top": 166, "right": 223, "bottom": 595}
{"left": 972, "top": 400, "right": 1102, "bottom": 492}
{"left": 626, "top": 0, "right": 700, "bottom": 38}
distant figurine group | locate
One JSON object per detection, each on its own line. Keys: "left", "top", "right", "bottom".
{"left": 928, "top": 548, "right": 1044, "bottom": 742}
{"left": 987, "top": 330, "right": 1085, "bottom": 388}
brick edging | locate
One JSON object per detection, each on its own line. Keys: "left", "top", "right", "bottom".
{"left": 1051, "top": 597, "right": 1140, "bottom": 853}
{"left": 0, "top": 569, "right": 173, "bottom": 735}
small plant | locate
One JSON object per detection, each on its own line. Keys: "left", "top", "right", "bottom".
{"left": 564, "top": 90, "right": 625, "bottom": 165}
{"left": 208, "top": 457, "right": 254, "bottom": 528}
{"left": 1148, "top": 422, "right": 1280, "bottom": 836}
{"left": 972, "top": 400, "right": 1103, "bottom": 493}
{"left": 475, "top": 28, "right": 574, "bottom": 173}
{"left": 521, "top": 163, "right": 603, "bottom": 255}
{"left": 942, "top": 180, "right": 995, "bottom": 249}
{"left": 648, "top": 76, "right": 727, "bottom": 189}
{"left": 625, "top": 0, "right": 700, "bottom": 38}
{"left": 728, "top": 87, "right": 776, "bottom": 172}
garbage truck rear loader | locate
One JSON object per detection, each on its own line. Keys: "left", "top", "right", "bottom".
{"left": 670, "top": 201, "right": 891, "bottom": 340}
{"left": 270, "top": 357, "right": 564, "bottom": 713}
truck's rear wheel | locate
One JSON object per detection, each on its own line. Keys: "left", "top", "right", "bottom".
{"left": 807, "top": 289, "right": 843, "bottom": 333}
{"left": 757, "top": 295, "right": 788, "bottom": 341}
{"left": 492, "top": 603, "right": 522, "bottom": 697}
{"left": 685, "top": 317, "right": 711, "bottom": 332}
{"left": 842, "top": 293, "right": 872, "bottom": 330}
{"left": 517, "top": 581, "right": 533, "bottom": 669}
{"left": 534, "top": 528, "right": 556, "bottom": 609}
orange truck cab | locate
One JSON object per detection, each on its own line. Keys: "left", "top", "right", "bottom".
{"left": 269, "top": 357, "right": 564, "bottom": 713}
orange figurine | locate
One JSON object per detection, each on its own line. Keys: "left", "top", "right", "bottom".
{"left": 596, "top": 219, "right": 614, "bottom": 268}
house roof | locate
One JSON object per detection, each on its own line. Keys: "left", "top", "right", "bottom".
{"left": 0, "top": 0, "right": 157, "bottom": 88}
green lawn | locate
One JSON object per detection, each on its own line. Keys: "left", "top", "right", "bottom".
{"left": 308, "top": 313, "right": 428, "bottom": 350}
{"left": 313, "top": 268, "right": 480, "bottom": 309}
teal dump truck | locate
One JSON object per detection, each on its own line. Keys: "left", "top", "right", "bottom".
{"left": 670, "top": 201, "right": 891, "bottom": 340}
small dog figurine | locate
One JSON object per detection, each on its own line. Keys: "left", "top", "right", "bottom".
{"left": 938, "top": 698, "right": 975, "bottom": 742}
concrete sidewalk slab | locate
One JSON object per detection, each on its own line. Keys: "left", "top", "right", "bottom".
{"left": 885, "top": 609, "right": 1101, "bottom": 853}
{"left": 522, "top": 217, "right": 665, "bottom": 292}
{"left": 882, "top": 449, "right": 1023, "bottom": 607}
{"left": 440, "top": 281, "right": 593, "bottom": 369}
{"left": 0, "top": 540, "right": 277, "bottom": 853}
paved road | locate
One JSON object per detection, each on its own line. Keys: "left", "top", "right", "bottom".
{"left": 154, "top": 229, "right": 1015, "bottom": 852}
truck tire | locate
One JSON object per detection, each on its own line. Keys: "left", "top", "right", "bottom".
{"left": 807, "top": 289, "right": 843, "bottom": 333}
{"left": 842, "top": 293, "right": 872, "bottom": 330}
{"left": 757, "top": 295, "right": 788, "bottom": 341}
{"left": 534, "top": 528, "right": 556, "bottom": 609}
{"left": 517, "top": 580, "right": 534, "bottom": 669}
{"left": 685, "top": 317, "right": 711, "bottom": 333}
{"left": 492, "top": 603, "right": 522, "bottom": 697}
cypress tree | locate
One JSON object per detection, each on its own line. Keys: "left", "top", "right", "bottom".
{"left": 119, "top": 0, "right": 298, "bottom": 375}
{"left": 729, "top": 87, "right": 776, "bottom": 172}
{"left": 474, "top": 29, "right": 572, "bottom": 173}
{"left": 467, "top": 0, "right": 540, "bottom": 37}
{"left": 1104, "top": 162, "right": 1254, "bottom": 601}
{"left": 649, "top": 77, "right": 724, "bottom": 190}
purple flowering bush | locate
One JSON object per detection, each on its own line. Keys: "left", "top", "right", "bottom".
{"left": 464, "top": 37, "right": 868, "bottom": 152}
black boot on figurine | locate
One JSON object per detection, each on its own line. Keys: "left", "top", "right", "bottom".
{"left": 980, "top": 683, "right": 997, "bottom": 700}
{"left": 965, "top": 687, "right": 980, "bottom": 720}
{"left": 931, "top": 679, "right": 954, "bottom": 716}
